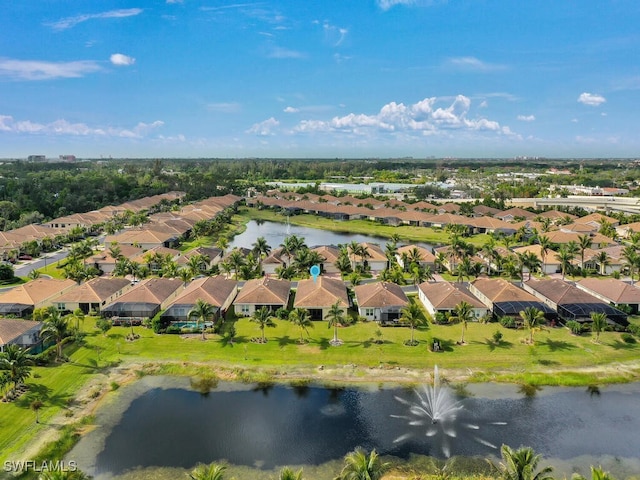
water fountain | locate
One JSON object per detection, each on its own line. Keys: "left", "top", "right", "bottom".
{"left": 391, "top": 366, "right": 506, "bottom": 457}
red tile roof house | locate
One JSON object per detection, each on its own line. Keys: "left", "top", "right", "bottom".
{"left": 396, "top": 245, "right": 436, "bottom": 270}
{"left": 52, "top": 277, "right": 133, "bottom": 314}
{"left": 0, "top": 278, "right": 77, "bottom": 317}
{"left": 161, "top": 276, "right": 238, "bottom": 322}
{"left": 293, "top": 277, "right": 349, "bottom": 321}
{"left": 576, "top": 278, "right": 640, "bottom": 314}
{"left": 354, "top": 281, "right": 408, "bottom": 324}
{"left": 234, "top": 278, "right": 291, "bottom": 317}
{"left": 101, "top": 278, "right": 183, "bottom": 323}
{"left": 312, "top": 245, "right": 341, "bottom": 275}
{"left": 418, "top": 281, "right": 489, "bottom": 320}
{"left": 350, "top": 243, "right": 388, "bottom": 274}
{"left": 0, "top": 319, "right": 43, "bottom": 352}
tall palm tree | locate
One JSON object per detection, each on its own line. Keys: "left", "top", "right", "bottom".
{"left": 521, "top": 251, "right": 542, "bottom": 281}
{"left": 556, "top": 245, "right": 576, "bottom": 280}
{"left": 335, "top": 447, "right": 389, "bottom": 480}
{"left": 326, "top": 300, "right": 346, "bottom": 346}
{"left": 188, "top": 299, "right": 217, "bottom": 340}
{"left": 279, "top": 467, "right": 304, "bottom": 480}
{"left": 252, "top": 236, "right": 271, "bottom": 259}
{"left": 251, "top": 306, "right": 276, "bottom": 343}
{"left": 589, "top": 312, "right": 608, "bottom": 343}
{"left": 226, "top": 249, "right": 245, "bottom": 280}
{"left": 577, "top": 234, "right": 592, "bottom": 270}
{"left": 385, "top": 241, "right": 398, "bottom": 268}
{"left": 538, "top": 235, "right": 551, "bottom": 275}
{"left": 519, "top": 307, "right": 546, "bottom": 344}
{"left": 450, "top": 301, "right": 474, "bottom": 344}
{"left": 400, "top": 301, "right": 427, "bottom": 345}
{"left": 593, "top": 250, "right": 610, "bottom": 276}
{"left": 289, "top": 308, "right": 314, "bottom": 343}
{"left": 0, "top": 344, "right": 33, "bottom": 395}
{"left": 571, "top": 465, "right": 615, "bottom": 480}
{"left": 40, "top": 309, "right": 69, "bottom": 361}
{"left": 189, "top": 463, "right": 226, "bottom": 480}
{"left": 495, "top": 444, "right": 554, "bottom": 480}
{"left": 622, "top": 245, "right": 639, "bottom": 284}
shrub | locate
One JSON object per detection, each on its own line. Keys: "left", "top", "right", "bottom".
{"left": 110, "top": 382, "right": 120, "bottom": 391}
{"left": 492, "top": 330, "right": 503, "bottom": 344}
{"left": 34, "top": 346, "right": 57, "bottom": 366}
{"left": 499, "top": 316, "right": 516, "bottom": 329}
{"left": 627, "top": 323, "right": 640, "bottom": 336}
{"left": 151, "top": 315, "right": 170, "bottom": 333}
{"left": 165, "top": 325, "right": 181, "bottom": 334}
{"left": 435, "top": 312, "right": 449, "bottom": 325}
{"left": 275, "top": 307, "right": 289, "bottom": 320}
{"left": 566, "top": 320, "right": 583, "bottom": 335}
{"left": 621, "top": 333, "right": 636, "bottom": 344}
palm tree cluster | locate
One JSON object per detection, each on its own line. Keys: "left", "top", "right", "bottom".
{"left": 275, "top": 234, "right": 326, "bottom": 280}
{"left": 380, "top": 242, "right": 434, "bottom": 286}
{"left": 0, "top": 344, "right": 34, "bottom": 401}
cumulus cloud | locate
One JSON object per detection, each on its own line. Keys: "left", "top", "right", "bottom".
{"left": 517, "top": 114, "right": 535, "bottom": 122}
{"left": 0, "top": 58, "right": 101, "bottom": 80}
{"left": 292, "top": 95, "right": 512, "bottom": 137}
{"left": 246, "top": 117, "right": 280, "bottom": 136}
{"left": 447, "top": 56, "right": 507, "bottom": 72}
{"left": 110, "top": 53, "right": 135, "bottom": 66}
{"left": 578, "top": 92, "right": 606, "bottom": 106}
{"left": 377, "top": 0, "right": 416, "bottom": 10}
{"left": 47, "top": 8, "right": 143, "bottom": 31}
{"left": 0, "top": 114, "right": 163, "bottom": 138}
{"left": 284, "top": 106, "right": 299, "bottom": 113}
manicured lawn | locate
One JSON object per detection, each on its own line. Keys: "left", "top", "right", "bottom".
{"left": 3, "top": 312, "right": 639, "bottom": 463}
{"left": 239, "top": 207, "right": 492, "bottom": 247}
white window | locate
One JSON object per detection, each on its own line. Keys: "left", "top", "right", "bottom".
{"left": 365, "top": 308, "right": 375, "bottom": 316}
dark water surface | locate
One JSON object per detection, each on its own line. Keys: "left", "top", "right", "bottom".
{"left": 69, "top": 377, "right": 640, "bottom": 479}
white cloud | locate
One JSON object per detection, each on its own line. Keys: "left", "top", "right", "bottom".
{"left": 377, "top": 0, "right": 416, "bottom": 10}
{"left": 284, "top": 107, "right": 299, "bottom": 113}
{"left": 292, "top": 95, "right": 512, "bottom": 138}
{"left": 447, "top": 56, "right": 507, "bottom": 72}
{"left": 207, "top": 102, "right": 242, "bottom": 113}
{"left": 517, "top": 115, "right": 535, "bottom": 122}
{"left": 110, "top": 53, "right": 135, "bottom": 66}
{"left": 47, "top": 8, "right": 143, "bottom": 31}
{"left": 246, "top": 117, "right": 280, "bottom": 136}
{"left": 166, "top": 0, "right": 184, "bottom": 3}
{"left": 322, "top": 21, "right": 348, "bottom": 47}
{"left": 0, "top": 58, "right": 101, "bottom": 80}
{"left": 0, "top": 114, "right": 163, "bottom": 138}
{"left": 267, "top": 47, "right": 306, "bottom": 59}
{"left": 578, "top": 92, "right": 606, "bottom": 106}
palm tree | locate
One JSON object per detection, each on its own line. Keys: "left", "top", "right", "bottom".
{"left": 556, "top": 245, "right": 576, "bottom": 280}
{"left": 335, "top": 447, "right": 389, "bottom": 480}
{"left": 589, "top": 312, "right": 608, "bottom": 343}
{"left": 0, "top": 344, "right": 33, "bottom": 395}
{"left": 494, "top": 444, "right": 554, "bottom": 480}
{"left": 188, "top": 299, "right": 217, "bottom": 340}
{"left": 400, "top": 301, "right": 427, "bottom": 345}
{"left": 519, "top": 307, "right": 546, "bottom": 344}
{"left": 622, "top": 245, "right": 639, "bottom": 284}
{"left": 538, "top": 235, "right": 551, "bottom": 275}
{"left": 289, "top": 308, "right": 314, "bottom": 343}
{"left": 577, "top": 234, "right": 592, "bottom": 270}
{"left": 348, "top": 271, "right": 362, "bottom": 287}
{"left": 252, "top": 236, "right": 271, "bottom": 259}
{"left": 571, "top": 465, "right": 615, "bottom": 480}
{"left": 450, "top": 301, "right": 474, "bottom": 344}
{"left": 251, "top": 306, "right": 276, "bottom": 343}
{"left": 31, "top": 398, "right": 44, "bottom": 423}
{"left": 189, "top": 463, "right": 226, "bottom": 480}
{"left": 40, "top": 309, "right": 69, "bottom": 361}
{"left": 521, "top": 251, "right": 541, "bottom": 281}
{"left": 326, "top": 300, "right": 346, "bottom": 346}
{"left": 226, "top": 249, "right": 245, "bottom": 280}
{"left": 593, "top": 250, "right": 610, "bottom": 276}
{"left": 279, "top": 467, "right": 304, "bottom": 480}
{"left": 216, "top": 237, "right": 229, "bottom": 256}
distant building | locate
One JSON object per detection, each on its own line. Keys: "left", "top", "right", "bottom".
{"left": 58, "top": 155, "right": 76, "bottom": 162}
{"left": 27, "top": 155, "right": 46, "bottom": 162}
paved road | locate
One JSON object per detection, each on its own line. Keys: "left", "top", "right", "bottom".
{"left": 13, "top": 249, "right": 70, "bottom": 277}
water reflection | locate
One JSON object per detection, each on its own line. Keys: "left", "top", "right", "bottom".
{"left": 68, "top": 378, "right": 640, "bottom": 479}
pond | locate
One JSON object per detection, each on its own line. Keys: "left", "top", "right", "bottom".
{"left": 68, "top": 376, "right": 640, "bottom": 479}
{"left": 228, "top": 220, "right": 433, "bottom": 251}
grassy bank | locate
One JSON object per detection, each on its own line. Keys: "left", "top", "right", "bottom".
{"left": 239, "top": 207, "right": 492, "bottom": 247}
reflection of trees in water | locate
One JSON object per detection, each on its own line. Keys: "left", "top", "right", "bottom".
{"left": 518, "top": 383, "right": 542, "bottom": 398}
{"left": 253, "top": 381, "right": 275, "bottom": 397}
{"left": 190, "top": 376, "right": 218, "bottom": 397}
{"left": 587, "top": 385, "right": 600, "bottom": 397}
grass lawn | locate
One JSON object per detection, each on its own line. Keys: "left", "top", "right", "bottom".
{"left": 239, "top": 207, "right": 492, "bottom": 247}
{"left": 2, "top": 312, "right": 639, "bottom": 464}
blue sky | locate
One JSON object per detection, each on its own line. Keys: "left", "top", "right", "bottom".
{"left": 1, "top": 1, "right": 640, "bottom": 159}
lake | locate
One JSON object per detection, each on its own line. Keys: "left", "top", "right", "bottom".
{"left": 228, "top": 220, "right": 433, "bottom": 251}
{"left": 68, "top": 376, "right": 640, "bottom": 479}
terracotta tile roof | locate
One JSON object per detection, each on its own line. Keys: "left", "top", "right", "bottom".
{"left": 397, "top": 245, "right": 436, "bottom": 263}
{"left": 360, "top": 243, "right": 387, "bottom": 262}
{"left": 472, "top": 205, "right": 502, "bottom": 216}
{"left": 513, "top": 244, "right": 560, "bottom": 264}
{"left": 235, "top": 277, "right": 291, "bottom": 305}
{"left": 294, "top": 277, "right": 349, "bottom": 308}
{"left": 354, "top": 282, "right": 408, "bottom": 308}
{"left": 538, "top": 210, "right": 577, "bottom": 220}
{"left": 497, "top": 207, "right": 535, "bottom": 220}
{"left": 167, "top": 276, "right": 238, "bottom": 307}
{"left": 409, "top": 201, "right": 438, "bottom": 211}
{"left": 576, "top": 278, "right": 640, "bottom": 304}
{"left": 576, "top": 212, "right": 619, "bottom": 227}
{"left": 0, "top": 278, "right": 76, "bottom": 306}
{"left": 469, "top": 216, "right": 514, "bottom": 230}
{"left": 436, "top": 202, "right": 461, "bottom": 213}
{"left": 471, "top": 278, "right": 541, "bottom": 303}
{"left": 524, "top": 278, "right": 604, "bottom": 306}
{"left": 312, "top": 245, "right": 339, "bottom": 264}
{"left": 418, "top": 281, "right": 486, "bottom": 309}
{"left": 112, "top": 278, "right": 183, "bottom": 304}
{"left": 54, "top": 277, "right": 132, "bottom": 303}
{"left": 0, "top": 319, "right": 42, "bottom": 346}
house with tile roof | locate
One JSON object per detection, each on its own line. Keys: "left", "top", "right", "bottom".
{"left": 576, "top": 278, "right": 640, "bottom": 314}
{"left": 312, "top": 245, "right": 340, "bottom": 274}
{"left": 418, "top": 281, "right": 489, "bottom": 319}
{"left": 396, "top": 245, "right": 436, "bottom": 270}
{"left": 52, "top": 277, "right": 133, "bottom": 314}
{"left": 101, "top": 278, "right": 183, "bottom": 321}
{"left": 523, "top": 278, "right": 627, "bottom": 325}
{"left": 354, "top": 281, "right": 408, "bottom": 323}
{"left": 469, "top": 278, "right": 555, "bottom": 319}
{"left": 351, "top": 243, "right": 387, "bottom": 273}
{"left": 0, "top": 278, "right": 76, "bottom": 317}
{"left": 161, "top": 276, "right": 238, "bottom": 322}
{"left": 495, "top": 207, "right": 535, "bottom": 222}
{"left": 293, "top": 277, "right": 349, "bottom": 321}
{"left": 0, "top": 319, "right": 43, "bottom": 352}
{"left": 234, "top": 277, "right": 291, "bottom": 317}
{"left": 512, "top": 244, "right": 561, "bottom": 275}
